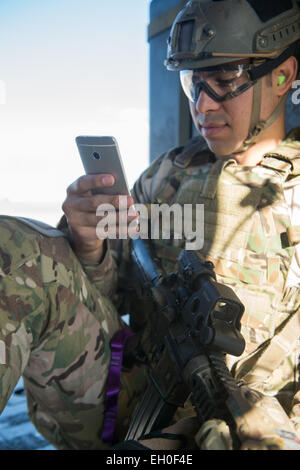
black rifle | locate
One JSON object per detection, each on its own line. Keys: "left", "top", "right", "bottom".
{"left": 125, "top": 238, "right": 300, "bottom": 450}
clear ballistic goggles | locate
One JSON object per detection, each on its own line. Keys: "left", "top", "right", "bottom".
{"left": 180, "top": 64, "right": 257, "bottom": 103}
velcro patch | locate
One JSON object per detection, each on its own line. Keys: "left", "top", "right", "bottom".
{"left": 0, "top": 340, "right": 6, "bottom": 364}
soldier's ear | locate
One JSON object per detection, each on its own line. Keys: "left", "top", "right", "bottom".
{"left": 273, "top": 56, "right": 298, "bottom": 97}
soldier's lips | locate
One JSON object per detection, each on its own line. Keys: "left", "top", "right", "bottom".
{"left": 200, "top": 124, "right": 228, "bottom": 137}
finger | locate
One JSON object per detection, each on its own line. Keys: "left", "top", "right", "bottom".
{"left": 66, "top": 211, "right": 101, "bottom": 228}
{"left": 96, "top": 224, "right": 139, "bottom": 240}
{"left": 73, "top": 224, "right": 139, "bottom": 243}
{"left": 66, "top": 194, "right": 136, "bottom": 214}
{"left": 67, "top": 206, "right": 139, "bottom": 228}
{"left": 66, "top": 174, "right": 115, "bottom": 196}
{"left": 64, "top": 194, "right": 116, "bottom": 214}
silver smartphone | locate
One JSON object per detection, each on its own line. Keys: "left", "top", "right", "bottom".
{"left": 76, "top": 135, "right": 131, "bottom": 195}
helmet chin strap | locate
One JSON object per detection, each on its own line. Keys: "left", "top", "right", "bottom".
{"left": 232, "top": 79, "right": 289, "bottom": 154}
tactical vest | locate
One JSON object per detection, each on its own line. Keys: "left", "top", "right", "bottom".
{"left": 135, "top": 130, "right": 300, "bottom": 391}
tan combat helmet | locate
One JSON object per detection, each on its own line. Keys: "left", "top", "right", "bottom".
{"left": 165, "top": 0, "right": 300, "bottom": 152}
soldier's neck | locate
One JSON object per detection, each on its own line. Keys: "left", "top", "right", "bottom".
{"left": 217, "top": 120, "right": 286, "bottom": 166}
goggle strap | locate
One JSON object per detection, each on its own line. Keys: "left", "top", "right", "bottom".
{"left": 249, "top": 43, "right": 297, "bottom": 82}
{"left": 249, "top": 80, "right": 262, "bottom": 136}
{"left": 244, "top": 90, "right": 289, "bottom": 147}
{"left": 233, "top": 80, "right": 262, "bottom": 153}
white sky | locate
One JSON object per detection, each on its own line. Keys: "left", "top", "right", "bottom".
{"left": 0, "top": 0, "right": 150, "bottom": 225}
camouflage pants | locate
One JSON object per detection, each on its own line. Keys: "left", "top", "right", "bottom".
{"left": 0, "top": 216, "right": 146, "bottom": 450}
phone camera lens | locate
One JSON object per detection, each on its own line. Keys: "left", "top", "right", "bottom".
{"left": 93, "top": 152, "right": 101, "bottom": 160}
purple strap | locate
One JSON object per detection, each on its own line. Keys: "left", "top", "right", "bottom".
{"left": 101, "top": 328, "right": 134, "bottom": 444}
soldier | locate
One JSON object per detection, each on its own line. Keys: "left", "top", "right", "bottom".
{"left": 111, "top": 0, "right": 300, "bottom": 450}
{"left": 66, "top": 0, "right": 300, "bottom": 451}
{"left": 0, "top": 0, "right": 299, "bottom": 451}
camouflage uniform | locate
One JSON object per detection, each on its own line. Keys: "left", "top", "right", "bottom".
{"left": 117, "top": 128, "right": 300, "bottom": 433}
{"left": 0, "top": 130, "right": 299, "bottom": 449}
{"left": 0, "top": 216, "right": 146, "bottom": 449}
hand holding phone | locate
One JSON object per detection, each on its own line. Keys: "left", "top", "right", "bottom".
{"left": 61, "top": 135, "right": 137, "bottom": 263}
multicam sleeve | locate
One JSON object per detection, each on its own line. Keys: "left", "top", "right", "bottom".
{"left": 56, "top": 216, "right": 120, "bottom": 297}
{"left": 77, "top": 239, "right": 118, "bottom": 298}
{"left": 0, "top": 257, "right": 47, "bottom": 415}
